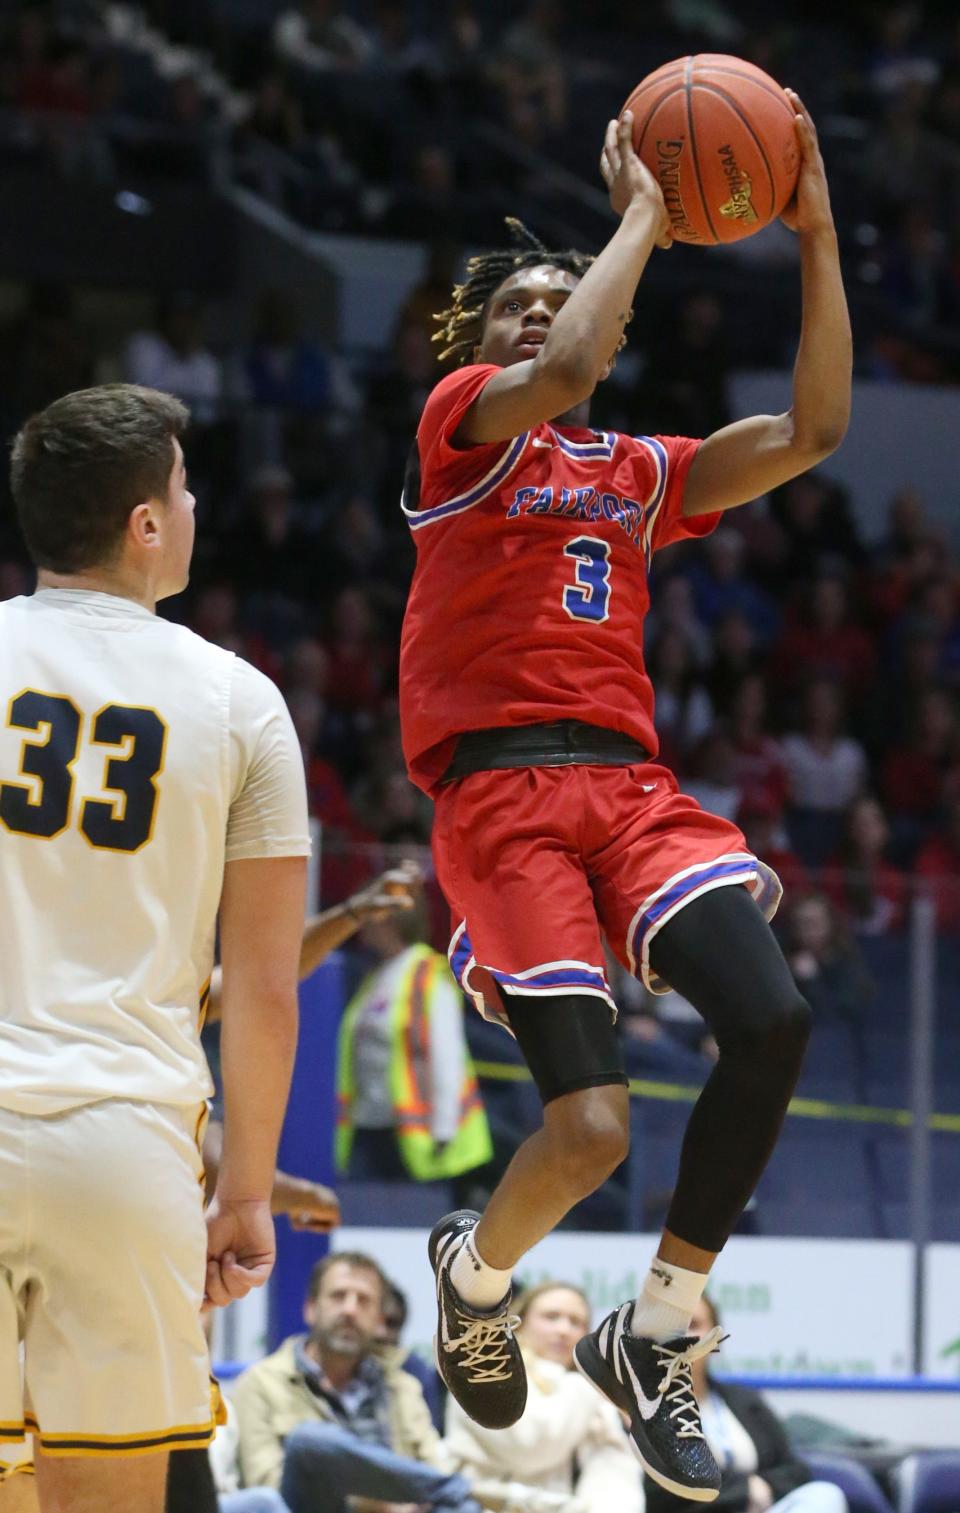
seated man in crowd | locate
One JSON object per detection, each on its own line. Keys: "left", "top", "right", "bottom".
{"left": 233, "top": 1252, "right": 481, "bottom": 1513}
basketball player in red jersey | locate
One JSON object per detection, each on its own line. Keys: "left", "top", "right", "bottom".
{"left": 399, "top": 95, "right": 850, "bottom": 1501}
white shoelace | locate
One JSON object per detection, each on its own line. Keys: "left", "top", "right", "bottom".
{"left": 652, "top": 1327, "right": 725, "bottom": 1436}
{"left": 444, "top": 1306, "right": 522, "bottom": 1384}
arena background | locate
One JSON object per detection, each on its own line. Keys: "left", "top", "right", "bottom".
{"left": 3, "top": 0, "right": 960, "bottom": 1468}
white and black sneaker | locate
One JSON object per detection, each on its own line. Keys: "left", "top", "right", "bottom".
{"left": 574, "top": 1303, "right": 724, "bottom": 1502}
{"left": 428, "top": 1209, "right": 527, "bottom": 1429}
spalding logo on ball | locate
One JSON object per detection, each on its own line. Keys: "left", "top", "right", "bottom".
{"left": 623, "top": 54, "right": 801, "bottom": 244}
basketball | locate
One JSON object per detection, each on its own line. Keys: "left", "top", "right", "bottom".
{"left": 622, "top": 54, "right": 800, "bottom": 245}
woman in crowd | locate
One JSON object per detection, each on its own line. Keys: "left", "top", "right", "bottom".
{"left": 648, "top": 626, "right": 714, "bottom": 770}
{"left": 825, "top": 795, "right": 906, "bottom": 936}
{"left": 444, "top": 1282, "right": 641, "bottom": 1513}
{"left": 782, "top": 892, "right": 874, "bottom": 1026}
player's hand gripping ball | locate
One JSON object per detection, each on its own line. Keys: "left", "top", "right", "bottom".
{"left": 622, "top": 53, "right": 801, "bottom": 244}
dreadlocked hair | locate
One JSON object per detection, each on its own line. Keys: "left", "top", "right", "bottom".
{"left": 433, "top": 218, "right": 595, "bottom": 365}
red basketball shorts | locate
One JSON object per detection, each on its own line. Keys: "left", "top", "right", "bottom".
{"left": 432, "top": 762, "right": 781, "bottom": 1022}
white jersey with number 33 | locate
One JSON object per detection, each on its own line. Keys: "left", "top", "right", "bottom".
{"left": 0, "top": 588, "right": 310, "bottom": 1115}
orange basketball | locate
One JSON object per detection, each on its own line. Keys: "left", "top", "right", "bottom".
{"left": 622, "top": 54, "right": 800, "bottom": 246}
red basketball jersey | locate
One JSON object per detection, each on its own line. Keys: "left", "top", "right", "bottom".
{"left": 399, "top": 363, "right": 721, "bottom": 796}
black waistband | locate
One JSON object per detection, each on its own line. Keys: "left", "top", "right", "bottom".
{"left": 440, "top": 721, "right": 650, "bottom": 783}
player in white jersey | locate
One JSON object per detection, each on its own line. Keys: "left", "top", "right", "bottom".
{"left": 0, "top": 385, "right": 311, "bottom": 1513}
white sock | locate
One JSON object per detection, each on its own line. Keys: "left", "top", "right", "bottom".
{"left": 448, "top": 1228, "right": 513, "bottom": 1311}
{"left": 630, "top": 1256, "right": 708, "bottom": 1342}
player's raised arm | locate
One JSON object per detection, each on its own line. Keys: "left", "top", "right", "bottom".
{"left": 452, "top": 113, "right": 671, "bottom": 446}
{"left": 682, "top": 92, "right": 852, "bottom": 518}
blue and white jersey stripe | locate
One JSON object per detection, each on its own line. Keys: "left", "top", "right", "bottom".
{"left": 634, "top": 435, "right": 669, "bottom": 565}
{"left": 627, "top": 852, "right": 782, "bottom": 992}
{"left": 491, "top": 961, "right": 610, "bottom": 995}
{"left": 639, "top": 856, "right": 758, "bottom": 935}
{"left": 548, "top": 427, "right": 617, "bottom": 460}
{"left": 449, "top": 921, "right": 474, "bottom": 989}
{"left": 402, "top": 432, "right": 530, "bottom": 530}
{"left": 448, "top": 922, "right": 616, "bottom": 1023}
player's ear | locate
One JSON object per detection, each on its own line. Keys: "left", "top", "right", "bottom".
{"left": 128, "top": 500, "right": 161, "bottom": 550}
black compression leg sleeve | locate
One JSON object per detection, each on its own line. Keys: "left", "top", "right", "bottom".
{"left": 647, "top": 885, "right": 811, "bottom": 1252}
{"left": 501, "top": 990, "right": 628, "bottom": 1105}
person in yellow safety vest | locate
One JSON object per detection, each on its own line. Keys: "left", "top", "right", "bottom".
{"left": 336, "top": 897, "right": 492, "bottom": 1183}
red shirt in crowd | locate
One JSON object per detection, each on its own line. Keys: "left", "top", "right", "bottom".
{"left": 305, "top": 756, "right": 373, "bottom": 901}
{"left": 915, "top": 836, "right": 960, "bottom": 931}
{"left": 881, "top": 747, "right": 953, "bottom": 818}
{"left": 824, "top": 859, "right": 907, "bottom": 934}
{"left": 770, "top": 621, "right": 877, "bottom": 694}
{"left": 731, "top": 734, "right": 789, "bottom": 813}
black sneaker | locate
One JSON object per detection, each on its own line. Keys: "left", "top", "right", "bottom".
{"left": 428, "top": 1209, "right": 527, "bottom": 1429}
{"left": 574, "top": 1302, "right": 724, "bottom": 1502}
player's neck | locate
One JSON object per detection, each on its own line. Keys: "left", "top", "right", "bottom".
{"left": 552, "top": 398, "right": 591, "bottom": 428}
{"left": 36, "top": 565, "right": 158, "bottom": 613}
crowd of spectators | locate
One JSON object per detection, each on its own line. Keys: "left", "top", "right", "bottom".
{"left": 3, "top": 1, "right": 960, "bottom": 376}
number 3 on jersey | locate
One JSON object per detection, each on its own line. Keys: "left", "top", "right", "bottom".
{"left": 562, "top": 536, "right": 612, "bottom": 623}
{"left": 0, "top": 691, "right": 166, "bottom": 853}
